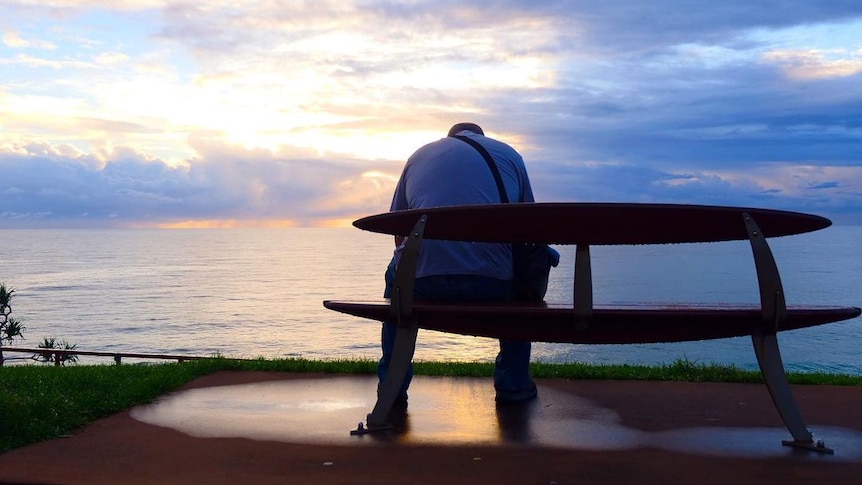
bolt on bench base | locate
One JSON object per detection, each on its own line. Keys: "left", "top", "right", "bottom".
{"left": 783, "top": 439, "right": 834, "bottom": 454}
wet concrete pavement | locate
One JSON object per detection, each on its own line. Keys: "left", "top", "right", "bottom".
{"left": 1, "top": 372, "right": 860, "bottom": 484}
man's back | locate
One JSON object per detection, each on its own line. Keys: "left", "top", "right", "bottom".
{"left": 389, "top": 130, "right": 534, "bottom": 280}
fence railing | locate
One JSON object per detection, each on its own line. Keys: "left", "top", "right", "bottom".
{"left": 0, "top": 347, "right": 227, "bottom": 366}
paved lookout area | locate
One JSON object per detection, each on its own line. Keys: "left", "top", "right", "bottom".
{"left": 1, "top": 371, "right": 860, "bottom": 484}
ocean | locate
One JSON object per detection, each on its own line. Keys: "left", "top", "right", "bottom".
{"left": 1, "top": 226, "right": 860, "bottom": 374}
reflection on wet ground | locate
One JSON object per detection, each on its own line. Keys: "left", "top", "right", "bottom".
{"left": 131, "top": 375, "right": 862, "bottom": 461}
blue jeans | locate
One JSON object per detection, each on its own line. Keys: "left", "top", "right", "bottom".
{"left": 377, "top": 258, "right": 532, "bottom": 399}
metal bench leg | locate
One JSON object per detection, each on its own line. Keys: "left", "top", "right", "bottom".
{"left": 352, "top": 215, "right": 426, "bottom": 435}
{"left": 744, "top": 212, "right": 832, "bottom": 453}
{"left": 365, "top": 322, "right": 418, "bottom": 428}
{"left": 751, "top": 330, "right": 832, "bottom": 453}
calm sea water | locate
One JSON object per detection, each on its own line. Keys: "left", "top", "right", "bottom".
{"left": 1, "top": 226, "right": 860, "bottom": 374}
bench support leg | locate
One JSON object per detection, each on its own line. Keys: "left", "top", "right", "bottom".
{"left": 573, "top": 244, "right": 593, "bottom": 328}
{"left": 352, "top": 215, "right": 426, "bottom": 435}
{"left": 744, "top": 212, "right": 832, "bottom": 454}
{"left": 354, "top": 323, "right": 418, "bottom": 433}
{"left": 751, "top": 330, "right": 831, "bottom": 453}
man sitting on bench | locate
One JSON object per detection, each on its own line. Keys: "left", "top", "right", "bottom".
{"left": 379, "top": 122, "right": 548, "bottom": 404}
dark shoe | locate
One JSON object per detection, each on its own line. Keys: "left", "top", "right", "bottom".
{"left": 495, "top": 380, "right": 537, "bottom": 404}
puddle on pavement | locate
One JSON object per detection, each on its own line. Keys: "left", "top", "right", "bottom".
{"left": 130, "top": 375, "right": 862, "bottom": 461}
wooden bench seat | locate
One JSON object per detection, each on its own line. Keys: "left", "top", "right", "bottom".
{"left": 323, "top": 300, "right": 859, "bottom": 344}
{"left": 323, "top": 202, "right": 861, "bottom": 453}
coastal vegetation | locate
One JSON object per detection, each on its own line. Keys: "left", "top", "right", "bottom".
{"left": 0, "top": 283, "right": 79, "bottom": 366}
{"left": 0, "top": 284, "right": 26, "bottom": 365}
{"left": 1, "top": 356, "right": 859, "bottom": 452}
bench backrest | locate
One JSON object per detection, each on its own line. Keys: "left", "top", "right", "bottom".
{"left": 353, "top": 203, "right": 830, "bottom": 245}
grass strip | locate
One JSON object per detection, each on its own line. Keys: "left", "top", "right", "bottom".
{"left": 1, "top": 357, "right": 859, "bottom": 452}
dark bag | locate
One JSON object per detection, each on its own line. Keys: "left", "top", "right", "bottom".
{"left": 511, "top": 242, "right": 556, "bottom": 301}
{"left": 451, "top": 135, "right": 556, "bottom": 301}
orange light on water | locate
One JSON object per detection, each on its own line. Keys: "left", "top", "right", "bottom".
{"left": 314, "top": 218, "right": 360, "bottom": 229}
{"left": 155, "top": 219, "right": 299, "bottom": 229}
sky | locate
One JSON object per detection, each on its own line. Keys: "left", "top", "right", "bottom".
{"left": 1, "top": 0, "right": 861, "bottom": 228}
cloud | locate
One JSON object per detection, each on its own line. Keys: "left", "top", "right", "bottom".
{"left": 2, "top": 29, "right": 56, "bottom": 49}
{"left": 763, "top": 48, "right": 862, "bottom": 79}
{"left": 808, "top": 181, "right": 841, "bottom": 189}
{"left": 94, "top": 51, "right": 130, "bottom": 65}
{"left": 1, "top": 53, "right": 96, "bottom": 70}
{"left": 530, "top": 159, "right": 862, "bottom": 219}
{"left": 0, "top": 137, "right": 404, "bottom": 227}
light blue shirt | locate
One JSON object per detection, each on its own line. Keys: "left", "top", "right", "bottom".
{"left": 390, "top": 131, "right": 534, "bottom": 280}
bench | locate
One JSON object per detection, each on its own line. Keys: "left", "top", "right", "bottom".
{"left": 323, "top": 202, "right": 861, "bottom": 453}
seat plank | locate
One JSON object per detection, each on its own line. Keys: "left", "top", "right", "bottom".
{"left": 323, "top": 300, "right": 860, "bottom": 344}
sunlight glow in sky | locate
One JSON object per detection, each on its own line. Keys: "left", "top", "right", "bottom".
{"left": 1, "top": 0, "right": 861, "bottom": 228}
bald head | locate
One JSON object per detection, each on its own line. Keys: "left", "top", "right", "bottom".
{"left": 447, "top": 122, "right": 484, "bottom": 137}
